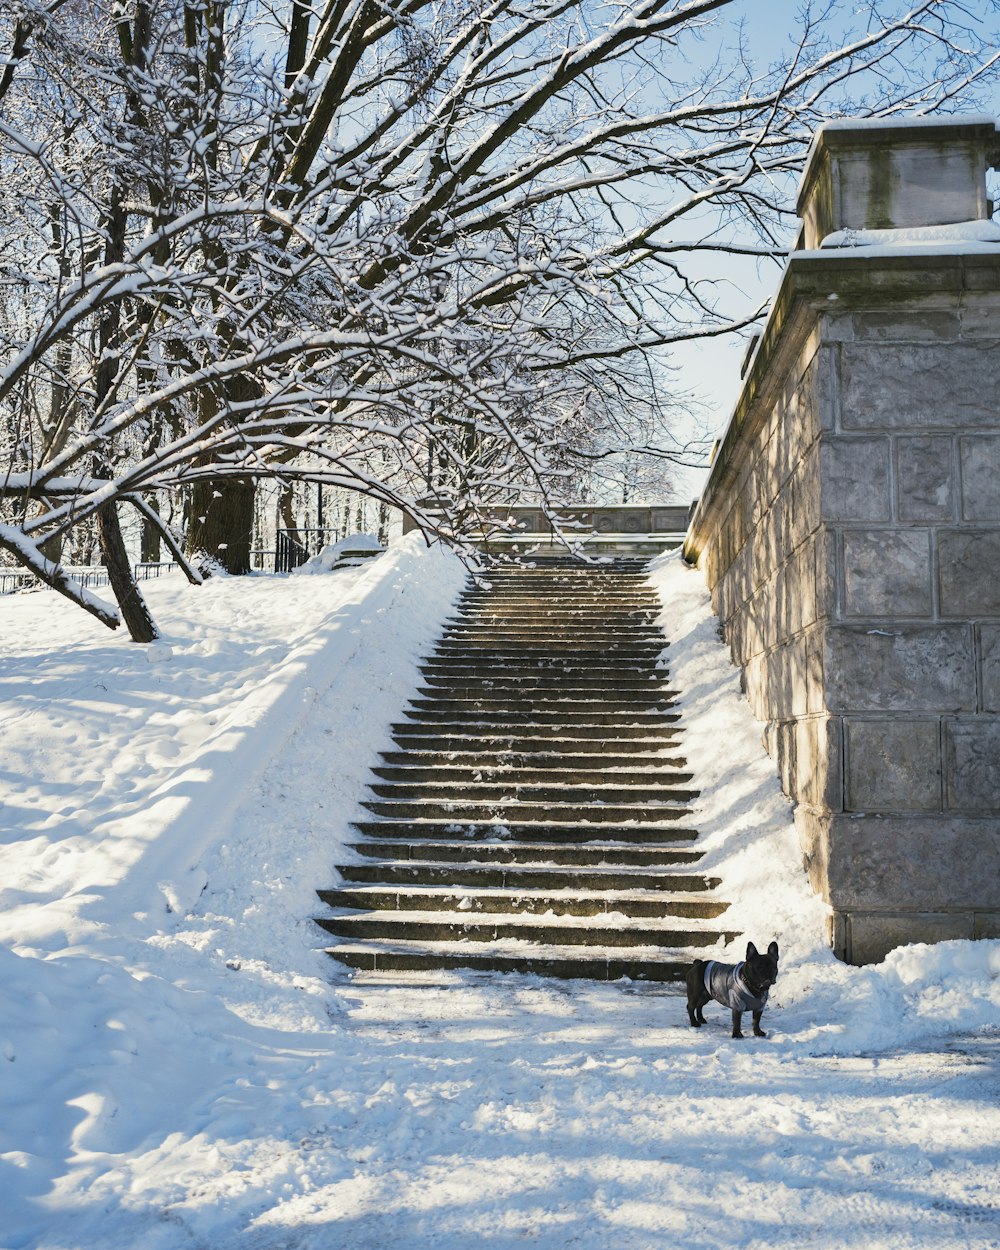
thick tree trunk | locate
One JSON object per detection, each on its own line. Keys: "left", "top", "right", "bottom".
{"left": 97, "top": 495, "right": 158, "bottom": 642}
{"left": 186, "top": 477, "right": 255, "bottom": 574}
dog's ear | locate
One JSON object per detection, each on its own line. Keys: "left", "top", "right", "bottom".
{"left": 746, "top": 941, "right": 758, "bottom": 959}
{"left": 768, "top": 941, "right": 779, "bottom": 961}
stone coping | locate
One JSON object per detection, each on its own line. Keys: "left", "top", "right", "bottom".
{"left": 683, "top": 247, "right": 1000, "bottom": 565}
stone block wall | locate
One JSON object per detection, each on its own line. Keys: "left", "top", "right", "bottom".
{"left": 684, "top": 118, "right": 1000, "bottom": 963}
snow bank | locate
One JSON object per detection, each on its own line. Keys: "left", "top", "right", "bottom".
{"left": 648, "top": 552, "right": 1000, "bottom": 1055}
{"left": 294, "top": 532, "right": 383, "bottom": 575}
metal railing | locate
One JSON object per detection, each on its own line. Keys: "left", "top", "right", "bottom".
{"left": 1, "top": 560, "right": 181, "bottom": 597}
{"left": 275, "top": 528, "right": 342, "bottom": 573}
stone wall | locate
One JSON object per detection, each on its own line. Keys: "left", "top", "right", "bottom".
{"left": 685, "top": 118, "right": 1000, "bottom": 963}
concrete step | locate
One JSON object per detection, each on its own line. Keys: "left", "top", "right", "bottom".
{"left": 446, "top": 611, "right": 660, "bottom": 624}
{"left": 367, "top": 779, "right": 698, "bottom": 803}
{"left": 361, "top": 799, "right": 696, "bottom": 822}
{"left": 323, "top": 940, "right": 694, "bottom": 981}
{"left": 318, "top": 884, "right": 728, "bottom": 920}
{"left": 461, "top": 580, "right": 654, "bottom": 589}
{"left": 337, "top": 861, "right": 717, "bottom": 891}
{"left": 405, "top": 695, "right": 679, "bottom": 715}
{"left": 430, "top": 655, "right": 665, "bottom": 665}
{"left": 430, "top": 640, "right": 665, "bottom": 650}
{"left": 377, "top": 750, "right": 688, "bottom": 769}
{"left": 349, "top": 819, "right": 699, "bottom": 844}
{"left": 461, "top": 576, "right": 654, "bottom": 583}
{"left": 413, "top": 679, "right": 674, "bottom": 695}
{"left": 387, "top": 736, "right": 683, "bottom": 758}
{"left": 350, "top": 837, "right": 704, "bottom": 867}
{"left": 317, "top": 908, "right": 730, "bottom": 949}
{"left": 455, "top": 587, "right": 655, "bottom": 597}
{"left": 418, "top": 661, "right": 670, "bottom": 679}
{"left": 370, "top": 765, "right": 693, "bottom": 786}
{"left": 441, "top": 624, "right": 662, "bottom": 637}
{"left": 390, "top": 723, "right": 684, "bottom": 743}
{"left": 395, "top": 708, "right": 682, "bottom": 727}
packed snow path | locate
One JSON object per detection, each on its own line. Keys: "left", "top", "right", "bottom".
{"left": 317, "top": 555, "right": 735, "bottom": 979}
{"left": 1, "top": 537, "right": 998, "bottom": 1249}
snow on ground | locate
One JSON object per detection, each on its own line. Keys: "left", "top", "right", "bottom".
{"left": 1, "top": 538, "right": 998, "bottom": 1250}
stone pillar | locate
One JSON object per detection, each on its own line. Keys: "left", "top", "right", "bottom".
{"left": 684, "top": 116, "right": 1000, "bottom": 963}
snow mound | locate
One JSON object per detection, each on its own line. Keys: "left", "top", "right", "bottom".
{"left": 294, "top": 531, "right": 384, "bottom": 574}
{"left": 820, "top": 219, "right": 1000, "bottom": 250}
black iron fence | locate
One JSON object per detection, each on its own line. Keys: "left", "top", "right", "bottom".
{"left": 1, "top": 561, "right": 181, "bottom": 597}
{"left": 275, "top": 528, "right": 341, "bottom": 574}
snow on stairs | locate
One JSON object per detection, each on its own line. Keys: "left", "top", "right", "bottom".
{"left": 316, "top": 556, "right": 735, "bottom": 981}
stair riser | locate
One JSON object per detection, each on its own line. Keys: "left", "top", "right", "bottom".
{"left": 446, "top": 613, "right": 660, "bottom": 625}
{"left": 361, "top": 801, "right": 695, "bottom": 823}
{"left": 391, "top": 725, "right": 684, "bottom": 742}
{"left": 432, "top": 640, "right": 665, "bottom": 650}
{"left": 441, "top": 627, "right": 663, "bottom": 638}
{"left": 456, "top": 599, "right": 659, "bottom": 608}
{"left": 406, "top": 698, "right": 679, "bottom": 715}
{"left": 368, "top": 783, "right": 698, "bottom": 803}
{"left": 338, "top": 864, "right": 717, "bottom": 891}
{"left": 396, "top": 711, "right": 682, "bottom": 727}
{"left": 371, "top": 768, "right": 693, "bottom": 786}
{"left": 417, "top": 677, "right": 671, "bottom": 691}
{"left": 318, "top": 915, "right": 725, "bottom": 948}
{"left": 350, "top": 820, "right": 699, "bottom": 844}
{"left": 377, "top": 752, "right": 688, "bottom": 770}
{"left": 325, "top": 948, "right": 691, "bottom": 981}
{"left": 418, "top": 664, "right": 670, "bottom": 679}
{"left": 351, "top": 840, "right": 703, "bottom": 866}
{"left": 318, "top": 889, "right": 727, "bottom": 920}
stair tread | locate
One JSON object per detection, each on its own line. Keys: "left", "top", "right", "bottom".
{"left": 324, "top": 937, "right": 723, "bottom": 960}
{"left": 350, "top": 819, "right": 699, "bottom": 834}
{"left": 322, "top": 882, "right": 722, "bottom": 902}
{"left": 351, "top": 844, "right": 703, "bottom": 866}
{"left": 339, "top": 859, "right": 714, "bottom": 881}
{"left": 321, "top": 903, "right": 725, "bottom": 925}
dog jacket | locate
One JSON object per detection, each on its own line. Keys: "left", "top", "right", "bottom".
{"left": 703, "top": 960, "right": 769, "bottom": 1013}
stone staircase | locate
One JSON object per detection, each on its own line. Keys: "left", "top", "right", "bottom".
{"left": 316, "top": 557, "right": 733, "bottom": 980}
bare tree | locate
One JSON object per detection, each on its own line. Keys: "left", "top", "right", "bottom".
{"left": 1, "top": 0, "right": 998, "bottom": 637}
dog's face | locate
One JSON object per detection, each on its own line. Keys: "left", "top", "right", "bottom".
{"left": 745, "top": 940, "right": 779, "bottom": 993}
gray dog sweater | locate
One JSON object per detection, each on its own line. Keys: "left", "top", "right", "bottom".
{"left": 703, "top": 960, "right": 769, "bottom": 1013}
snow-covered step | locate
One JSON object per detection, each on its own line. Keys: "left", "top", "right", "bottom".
{"left": 370, "top": 765, "right": 694, "bottom": 786}
{"left": 350, "top": 838, "right": 704, "bottom": 868}
{"left": 337, "top": 861, "right": 718, "bottom": 892}
{"left": 322, "top": 940, "right": 700, "bottom": 981}
{"left": 388, "top": 729, "right": 684, "bottom": 750}
{"left": 415, "top": 670, "right": 671, "bottom": 686}
{"left": 366, "top": 779, "right": 698, "bottom": 804}
{"left": 407, "top": 692, "right": 680, "bottom": 712}
{"left": 416, "top": 680, "right": 672, "bottom": 697}
{"left": 377, "top": 750, "right": 688, "bottom": 770}
{"left": 395, "top": 708, "right": 683, "bottom": 727}
{"left": 317, "top": 907, "right": 730, "bottom": 948}
{"left": 349, "top": 819, "right": 700, "bottom": 845}
{"left": 361, "top": 799, "right": 697, "bottom": 823}
{"left": 318, "top": 884, "right": 728, "bottom": 920}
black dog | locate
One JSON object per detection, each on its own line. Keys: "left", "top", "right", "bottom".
{"left": 686, "top": 941, "right": 779, "bottom": 1039}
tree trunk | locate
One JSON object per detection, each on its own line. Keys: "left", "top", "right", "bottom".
{"left": 97, "top": 494, "right": 158, "bottom": 642}
{"left": 140, "top": 493, "right": 162, "bottom": 562}
{"left": 187, "top": 477, "right": 255, "bottom": 573}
